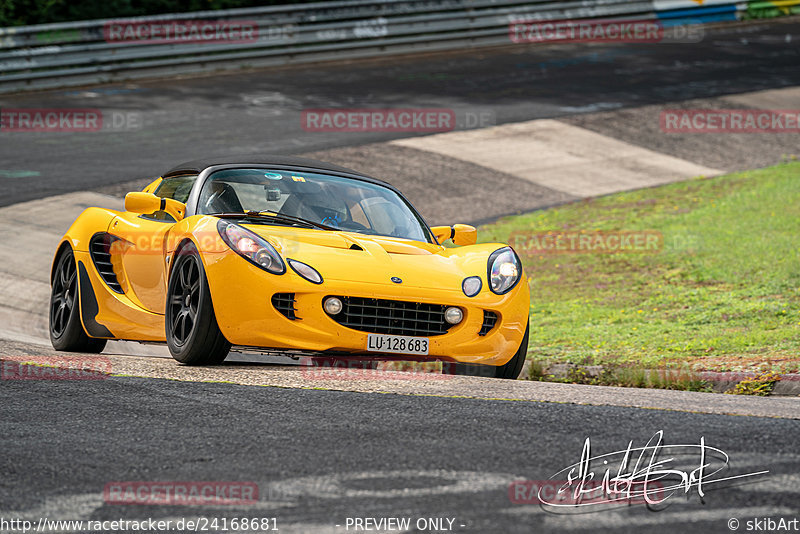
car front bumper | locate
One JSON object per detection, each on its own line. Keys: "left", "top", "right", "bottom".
{"left": 202, "top": 252, "right": 530, "bottom": 366}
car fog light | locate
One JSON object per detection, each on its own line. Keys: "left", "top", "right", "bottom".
{"left": 324, "top": 297, "right": 343, "bottom": 315}
{"left": 444, "top": 306, "right": 463, "bottom": 325}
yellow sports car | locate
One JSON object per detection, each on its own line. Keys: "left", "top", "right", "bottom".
{"left": 50, "top": 156, "right": 530, "bottom": 378}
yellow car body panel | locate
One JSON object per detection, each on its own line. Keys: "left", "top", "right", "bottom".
{"left": 74, "top": 250, "right": 165, "bottom": 341}
{"left": 56, "top": 207, "right": 116, "bottom": 253}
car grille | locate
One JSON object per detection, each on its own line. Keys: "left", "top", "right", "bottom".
{"left": 89, "top": 233, "right": 123, "bottom": 293}
{"left": 328, "top": 296, "right": 452, "bottom": 337}
{"left": 478, "top": 311, "right": 498, "bottom": 336}
{"left": 272, "top": 293, "right": 298, "bottom": 320}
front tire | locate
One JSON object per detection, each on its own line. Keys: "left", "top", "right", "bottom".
{"left": 49, "top": 247, "right": 107, "bottom": 353}
{"left": 166, "top": 243, "right": 230, "bottom": 365}
{"left": 444, "top": 323, "right": 529, "bottom": 379}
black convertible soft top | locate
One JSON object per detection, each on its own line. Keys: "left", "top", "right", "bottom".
{"left": 163, "top": 154, "right": 387, "bottom": 185}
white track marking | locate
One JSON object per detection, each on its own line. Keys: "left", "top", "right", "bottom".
{"left": 392, "top": 119, "right": 722, "bottom": 197}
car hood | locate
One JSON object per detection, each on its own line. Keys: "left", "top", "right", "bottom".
{"left": 244, "top": 225, "right": 505, "bottom": 291}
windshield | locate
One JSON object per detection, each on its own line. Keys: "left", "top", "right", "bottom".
{"left": 198, "top": 168, "right": 430, "bottom": 242}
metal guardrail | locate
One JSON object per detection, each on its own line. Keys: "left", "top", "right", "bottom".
{"left": 0, "top": 0, "right": 796, "bottom": 93}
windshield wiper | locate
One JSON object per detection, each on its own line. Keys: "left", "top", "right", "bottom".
{"left": 211, "top": 211, "right": 336, "bottom": 231}
{"left": 248, "top": 210, "right": 338, "bottom": 231}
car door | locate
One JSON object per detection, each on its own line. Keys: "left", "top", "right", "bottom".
{"left": 109, "top": 211, "right": 173, "bottom": 314}
{"left": 108, "top": 174, "right": 197, "bottom": 314}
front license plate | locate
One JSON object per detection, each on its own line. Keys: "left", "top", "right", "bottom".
{"left": 366, "top": 334, "right": 429, "bottom": 355}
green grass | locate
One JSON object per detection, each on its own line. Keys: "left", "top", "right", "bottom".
{"left": 480, "top": 161, "right": 800, "bottom": 375}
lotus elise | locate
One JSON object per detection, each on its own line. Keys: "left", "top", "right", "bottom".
{"left": 50, "top": 156, "right": 530, "bottom": 378}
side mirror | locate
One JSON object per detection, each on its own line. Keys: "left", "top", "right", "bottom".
{"left": 124, "top": 192, "right": 185, "bottom": 222}
{"left": 430, "top": 224, "right": 477, "bottom": 246}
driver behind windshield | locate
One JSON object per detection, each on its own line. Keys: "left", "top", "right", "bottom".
{"left": 198, "top": 168, "right": 427, "bottom": 242}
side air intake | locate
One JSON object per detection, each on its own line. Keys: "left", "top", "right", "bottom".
{"left": 89, "top": 233, "right": 123, "bottom": 293}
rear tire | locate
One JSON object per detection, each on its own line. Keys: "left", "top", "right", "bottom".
{"left": 444, "top": 323, "right": 529, "bottom": 379}
{"left": 49, "top": 247, "right": 107, "bottom": 353}
{"left": 166, "top": 243, "right": 230, "bottom": 365}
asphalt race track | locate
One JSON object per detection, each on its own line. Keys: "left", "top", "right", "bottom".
{"left": 2, "top": 375, "right": 799, "bottom": 533}
{"left": 1, "top": 17, "right": 799, "bottom": 534}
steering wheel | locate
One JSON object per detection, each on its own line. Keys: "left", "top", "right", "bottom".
{"left": 321, "top": 215, "right": 341, "bottom": 228}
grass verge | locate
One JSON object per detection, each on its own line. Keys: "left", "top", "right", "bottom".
{"left": 480, "top": 161, "right": 800, "bottom": 387}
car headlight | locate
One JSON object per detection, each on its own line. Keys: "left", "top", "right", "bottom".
{"left": 288, "top": 259, "right": 323, "bottom": 284}
{"left": 488, "top": 247, "right": 521, "bottom": 295}
{"left": 217, "top": 220, "right": 285, "bottom": 274}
